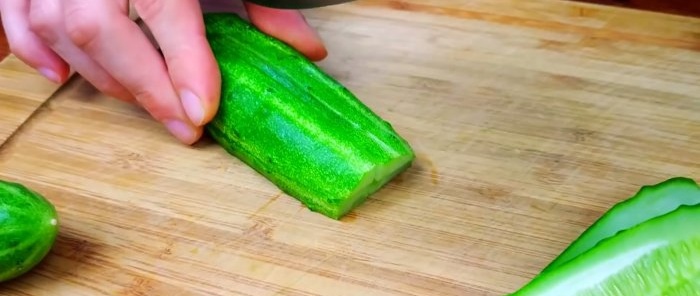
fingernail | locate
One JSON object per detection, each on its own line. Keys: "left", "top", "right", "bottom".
{"left": 164, "top": 119, "right": 197, "bottom": 144}
{"left": 38, "top": 67, "right": 61, "bottom": 84}
{"left": 180, "top": 89, "right": 205, "bottom": 126}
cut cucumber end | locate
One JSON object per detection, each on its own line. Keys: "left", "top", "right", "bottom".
{"left": 322, "top": 153, "right": 415, "bottom": 220}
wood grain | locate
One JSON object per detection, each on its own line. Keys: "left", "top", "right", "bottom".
{"left": 0, "top": 55, "right": 64, "bottom": 145}
{"left": 0, "top": 0, "right": 699, "bottom": 295}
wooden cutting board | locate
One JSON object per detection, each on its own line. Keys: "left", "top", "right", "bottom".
{"left": 1, "top": 0, "right": 699, "bottom": 295}
{"left": 0, "top": 55, "right": 64, "bottom": 145}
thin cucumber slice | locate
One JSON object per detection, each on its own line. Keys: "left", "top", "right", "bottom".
{"left": 512, "top": 204, "right": 700, "bottom": 295}
{"left": 542, "top": 177, "right": 700, "bottom": 273}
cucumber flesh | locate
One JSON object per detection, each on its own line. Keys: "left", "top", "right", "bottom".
{"left": 542, "top": 177, "right": 700, "bottom": 273}
{"left": 337, "top": 154, "right": 414, "bottom": 217}
{"left": 512, "top": 204, "right": 700, "bottom": 295}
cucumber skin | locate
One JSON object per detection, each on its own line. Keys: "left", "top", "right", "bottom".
{"left": 0, "top": 180, "right": 59, "bottom": 282}
{"left": 202, "top": 13, "right": 415, "bottom": 219}
{"left": 542, "top": 177, "right": 700, "bottom": 273}
{"left": 512, "top": 203, "right": 700, "bottom": 295}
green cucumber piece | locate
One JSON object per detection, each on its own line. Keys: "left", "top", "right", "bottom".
{"left": 0, "top": 180, "right": 59, "bottom": 282}
{"left": 542, "top": 177, "right": 700, "bottom": 273}
{"left": 512, "top": 203, "right": 700, "bottom": 295}
{"left": 202, "top": 13, "right": 415, "bottom": 219}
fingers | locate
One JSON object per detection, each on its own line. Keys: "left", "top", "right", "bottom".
{"left": 27, "top": 0, "right": 135, "bottom": 102}
{"left": 6, "top": 0, "right": 325, "bottom": 146}
{"left": 59, "top": 0, "right": 201, "bottom": 144}
{"left": 0, "top": 0, "right": 68, "bottom": 83}
{"left": 132, "top": 0, "right": 220, "bottom": 126}
{"left": 244, "top": 2, "right": 327, "bottom": 61}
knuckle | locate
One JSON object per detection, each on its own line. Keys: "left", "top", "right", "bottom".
{"left": 103, "top": 87, "right": 134, "bottom": 103}
{"left": 5, "top": 37, "right": 46, "bottom": 69}
{"left": 131, "top": 89, "right": 171, "bottom": 121}
{"left": 27, "top": 14, "right": 49, "bottom": 34}
{"left": 85, "top": 78, "right": 134, "bottom": 103}
{"left": 93, "top": 79, "right": 123, "bottom": 98}
{"left": 7, "top": 41, "right": 34, "bottom": 64}
{"left": 63, "top": 8, "right": 101, "bottom": 48}
{"left": 27, "top": 9, "right": 60, "bottom": 44}
{"left": 133, "top": 0, "right": 164, "bottom": 21}
{"left": 81, "top": 74, "right": 114, "bottom": 94}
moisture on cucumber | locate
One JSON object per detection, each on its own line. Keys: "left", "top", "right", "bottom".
{"left": 0, "top": 180, "right": 59, "bottom": 282}
{"left": 512, "top": 203, "right": 700, "bottom": 295}
{"left": 542, "top": 177, "right": 700, "bottom": 273}
{"left": 202, "top": 13, "right": 415, "bottom": 219}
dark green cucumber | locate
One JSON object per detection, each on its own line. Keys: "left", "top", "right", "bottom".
{"left": 202, "top": 13, "right": 415, "bottom": 219}
{"left": 512, "top": 203, "right": 700, "bottom": 295}
{"left": 0, "top": 180, "right": 59, "bottom": 282}
{"left": 542, "top": 177, "right": 700, "bottom": 273}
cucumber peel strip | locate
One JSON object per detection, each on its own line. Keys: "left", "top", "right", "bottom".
{"left": 511, "top": 177, "right": 700, "bottom": 295}
{"left": 512, "top": 203, "right": 700, "bottom": 295}
{"left": 543, "top": 177, "right": 700, "bottom": 272}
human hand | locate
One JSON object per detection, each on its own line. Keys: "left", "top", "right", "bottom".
{"left": 0, "top": 0, "right": 327, "bottom": 144}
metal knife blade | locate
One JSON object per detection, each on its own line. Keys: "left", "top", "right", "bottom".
{"left": 244, "top": 0, "right": 354, "bottom": 9}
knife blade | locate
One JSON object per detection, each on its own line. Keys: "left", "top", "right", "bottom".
{"left": 244, "top": 0, "right": 354, "bottom": 9}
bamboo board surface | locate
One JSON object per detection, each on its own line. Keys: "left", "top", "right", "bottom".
{"left": 0, "top": 56, "right": 63, "bottom": 145}
{"left": 1, "top": 0, "right": 699, "bottom": 295}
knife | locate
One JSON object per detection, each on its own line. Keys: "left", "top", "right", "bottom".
{"left": 244, "top": 0, "right": 355, "bottom": 9}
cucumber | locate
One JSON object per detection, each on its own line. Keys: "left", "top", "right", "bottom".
{"left": 542, "top": 177, "right": 700, "bottom": 273}
{"left": 0, "top": 180, "right": 59, "bottom": 282}
{"left": 202, "top": 13, "right": 415, "bottom": 219}
{"left": 511, "top": 203, "right": 700, "bottom": 295}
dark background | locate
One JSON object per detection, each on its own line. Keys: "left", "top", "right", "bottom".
{"left": 580, "top": 0, "right": 700, "bottom": 17}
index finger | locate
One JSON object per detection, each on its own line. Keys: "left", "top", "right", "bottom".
{"left": 132, "top": 0, "right": 221, "bottom": 127}
{"left": 62, "top": 0, "right": 201, "bottom": 144}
